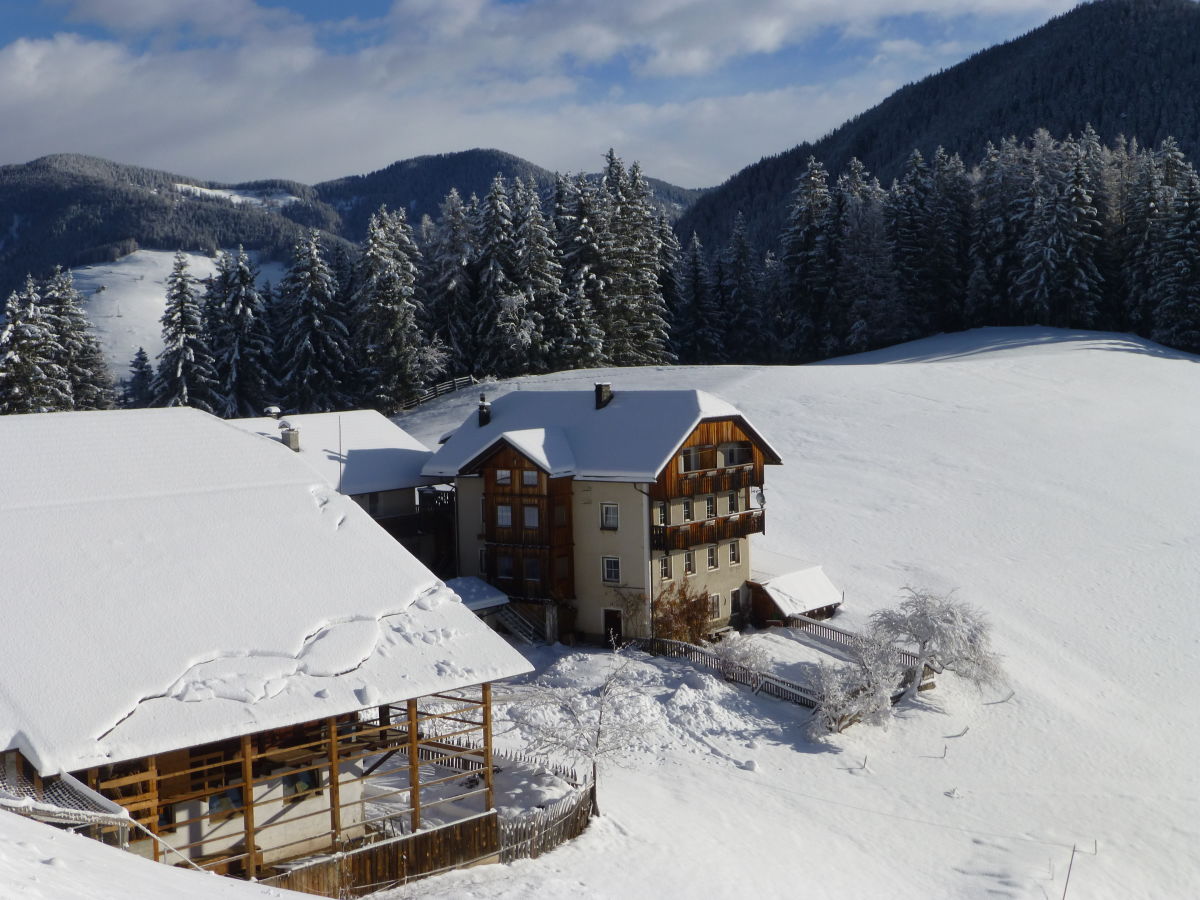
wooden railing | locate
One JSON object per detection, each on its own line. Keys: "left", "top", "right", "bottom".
{"left": 399, "top": 375, "right": 477, "bottom": 410}
{"left": 650, "top": 509, "right": 765, "bottom": 551}
{"left": 629, "top": 637, "right": 819, "bottom": 709}
{"left": 785, "top": 614, "right": 935, "bottom": 690}
{"left": 677, "top": 466, "right": 758, "bottom": 497}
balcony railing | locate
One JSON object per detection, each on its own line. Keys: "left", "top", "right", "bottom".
{"left": 650, "top": 509, "right": 765, "bottom": 551}
{"left": 677, "top": 465, "right": 757, "bottom": 497}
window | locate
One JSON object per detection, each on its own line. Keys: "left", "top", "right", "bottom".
{"left": 600, "top": 502, "right": 619, "bottom": 530}
{"left": 524, "top": 557, "right": 542, "bottom": 583}
{"left": 523, "top": 504, "right": 539, "bottom": 528}
{"left": 708, "top": 594, "right": 721, "bottom": 619}
{"left": 682, "top": 499, "right": 694, "bottom": 522}
{"left": 522, "top": 469, "right": 539, "bottom": 487}
{"left": 497, "top": 554, "right": 513, "bottom": 579}
{"left": 723, "top": 442, "right": 753, "bottom": 467}
{"left": 705, "top": 496, "right": 716, "bottom": 519}
{"left": 283, "top": 769, "right": 321, "bottom": 804}
{"left": 208, "top": 786, "right": 243, "bottom": 819}
{"left": 659, "top": 556, "right": 671, "bottom": 580}
{"left": 497, "top": 504, "right": 512, "bottom": 528}
{"left": 728, "top": 540, "right": 741, "bottom": 565}
{"left": 602, "top": 556, "right": 621, "bottom": 583}
{"left": 495, "top": 468, "right": 511, "bottom": 485}
{"left": 684, "top": 550, "right": 695, "bottom": 575}
{"left": 727, "top": 491, "right": 739, "bottom": 513}
{"left": 707, "top": 546, "right": 718, "bottom": 570}
{"left": 679, "top": 446, "right": 716, "bottom": 472}
{"left": 655, "top": 502, "right": 667, "bottom": 525}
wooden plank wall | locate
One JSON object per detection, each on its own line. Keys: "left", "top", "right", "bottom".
{"left": 650, "top": 418, "right": 766, "bottom": 501}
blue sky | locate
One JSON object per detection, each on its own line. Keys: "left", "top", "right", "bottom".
{"left": 0, "top": 1, "right": 1079, "bottom": 186}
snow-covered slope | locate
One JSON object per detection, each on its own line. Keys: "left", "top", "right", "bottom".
{"left": 72, "top": 249, "right": 285, "bottom": 377}
{"left": 387, "top": 328, "right": 1200, "bottom": 899}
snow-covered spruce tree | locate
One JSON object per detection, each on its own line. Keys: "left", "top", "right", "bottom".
{"left": 123, "top": 346, "right": 155, "bottom": 408}
{"left": 871, "top": 588, "right": 1005, "bottom": 703}
{"left": 842, "top": 178, "right": 905, "bottom": 354}
{"left": 0, "top": 276, "right": 72, "bottom": 414}
{"left": 1151, "top": 171, "right": 1200, "bottom": 353}
{"left": 925, "top": 147, "right": 973, "bottom": 334}
{"left": 472, "top": 175, "right": 536, "bottom": 378}
{"left": 509, "top": 178, "right": 559, "bottom": 372}
{"left": 516, "top": 643, "right": 655, "bottom": 814}
{"left": 558, "top": 174, "right": 613, "bottom": 362}
{"left": 277, "top": 231, "right": 355, "bottom": 413}
{"left": 780, "top": 157, "right": 834, "bottom": 361}
{"left": 352, "top": 206, "right": 444, "bottom": 413}
{"left": 205, "top": 247, "right": 276, "bottom": 418}
{"left": 623, "top": 163, "right": 672, "bottom": 365}
{"left": 40, "top": 266, "right": 116, "bottom": 410}
{"left": 655, "top": 213, "right": 681, "bottom": 353}
{"left": 1118, "top": 145, "right": 1169, "bottom": 334}
{"left": 888, "top": 149, "right": 933, "bottom": 335}
{"left": 719, "top": 212, "right": 761, "bottom": 362}
{"left": 965, "top": 140, "right": 1024, "bottom": 328}
{"left": 673, "top": 233, "right": 722, "bottom": 363}
{"left": 152, "top": 252, "right": 217, "bottom": 412}
{"left": 425, "top": 188, "right": 479, "bottom": 377}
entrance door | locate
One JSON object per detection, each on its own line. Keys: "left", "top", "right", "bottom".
{"left": 603, "top": 609, "right": 623, "bottom": 647}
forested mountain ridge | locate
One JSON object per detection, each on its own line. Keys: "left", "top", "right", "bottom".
{"left": 677, "top": 0, "right": 1200, "bottom": 253}
{"left": 0, "top": 149, "right": 704, "bottom": 299}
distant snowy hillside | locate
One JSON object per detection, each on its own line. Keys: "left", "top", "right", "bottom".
{"left": 390, "top": 328, "right": 1200, "bottom": 899}
{"left": 73, "top": 250, "right": 285, "bottom": 378}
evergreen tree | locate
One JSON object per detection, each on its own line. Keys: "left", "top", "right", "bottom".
{"left": 473, "top": 175, "right": 535, "bottom": 377}
{"left": 1151, "top": 172, "right": 1200, "bottom": 352}
{"left": 840, "top": 177, "right": 904, "bottom": 352}
{"left": 510, "top": 178, "right": 558, "bottom": 372}
{"left": 40, "top": 266, "right": 115, "bottom": 410}
{"left": 674, "top": 233, "right": 722, "bottom": 363}
{"left": 719, "top": 212, "right": 760, "bottom": 361}
{"left": 152, "top": 252, "right": 217, "bottom": 411}
{"left": 352, "top": 206, "right": 444, "bottom": 412}
{"left": 205, "top": 247, "right": 275, "bottom": 418}
{"left": 277, "top": 231, "right": 355, "bottom": 413}
{"left": 0, "top": 276, "right": 71, "bottom": 414}
{"left": 124, "top": 346, "right": 155, "bottom": 408}
{"left": 426, "top": 189, "right": 479, "bottom": 377}
{"left": 558, "top": 175, "right": 612, "bottom": 363}
{"left": 780, "top": 157, "right": 834, "bottom": 360}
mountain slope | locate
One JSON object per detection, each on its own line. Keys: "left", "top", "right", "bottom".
{"left": 678, "top": 0, "right": 1200, "bottom": 252}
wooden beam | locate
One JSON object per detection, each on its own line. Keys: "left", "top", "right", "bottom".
{"left": 407, "top": 699, "right": 421, "bottom": 833}
{"left": 482, "top": 683, "right": 495, "bottom": 812}
{"left": 239, "top": 735, "right": 257, "bottom": 878}
{"left": 327, "top": 718, "right": 342, "bottom": 844}
{"left": 146, "top": 756, "right": 159, "bottom": 863}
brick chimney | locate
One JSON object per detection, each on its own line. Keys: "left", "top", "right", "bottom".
{"left": 478, "top": 394, "right": 492, "bottom": 427}
{"left": 595, "top": 382, "right": 613, "bottom": 409}
{"left": 280, "top": 424, "right": 301, "bottom": 452}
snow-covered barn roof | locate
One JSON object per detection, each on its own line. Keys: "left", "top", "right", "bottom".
{"left": 423, "top": 388, "right": 781, "bottom": 482}
{"left": 228, "top": 409, "right": 435, "bottom": 495}
{"left": 755, "top": 566, "right": 844, "bottom": 618}
{"left": 0, "top": 408, "right": 531, "bottom": 777}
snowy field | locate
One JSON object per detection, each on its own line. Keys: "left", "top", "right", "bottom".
{"left": 384, "top": 328, "right": 1200, "bottom": 899}
{"left": 72, "top": 249, "right": 285, "bottom": 377}
{"left": 3, "top": 327, "right": 1197, "bottom": 898}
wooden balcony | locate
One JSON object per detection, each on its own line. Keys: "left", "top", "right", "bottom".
{"left": 650, "top": 509, "right": 765, "bottom": 551}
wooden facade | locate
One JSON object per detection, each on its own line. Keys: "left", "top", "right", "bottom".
{"left": 61, "top": 685, "right": 498, "bottom": 886}
{"left": 472, "top": 443, "right": 575, "bottom": 602}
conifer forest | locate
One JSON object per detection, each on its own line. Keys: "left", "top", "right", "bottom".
{"left": 3, "top": 130, "right": 1200, "bottom": 418}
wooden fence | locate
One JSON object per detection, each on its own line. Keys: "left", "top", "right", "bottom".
{"left": 785, "top": 614, "right": 935, "bottom": 691}
{"left": 399, "top": 375, "right": 476, "bottom": 410}
{"left": 499, "top": 784, "right": 595, "bottom": 864}
{"left": 629, "top": 637, "right": 819, "bottom": 709}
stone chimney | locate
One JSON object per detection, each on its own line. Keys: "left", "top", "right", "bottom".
{"left": 280, "top": 425, "right": 301, "bottom": 452}
{"left": 595, "top": 382, "right": 613, "bottom": 409}
{"left": 478, "top": 394, "right": 492, "bottom": 427}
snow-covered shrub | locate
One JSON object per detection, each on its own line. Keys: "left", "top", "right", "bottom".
{"left": 707, "top": 633, "right": 769, "bottom": 674}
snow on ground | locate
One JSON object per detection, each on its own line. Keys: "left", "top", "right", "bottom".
{"left": 385, "top": 328, "right": 1200, "bottom": 899}
{"left": 173, "top": 183, "right": 302, "bottom": 208}
{"left": 72, "top": 249, "right": 285, "bottom": 376}
{"left": 0, "top": 809, "right": 306, "bottom": 899}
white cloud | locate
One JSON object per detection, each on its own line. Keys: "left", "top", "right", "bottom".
{"left": 0, "top": 1, "right": 1080, "bottom": 186}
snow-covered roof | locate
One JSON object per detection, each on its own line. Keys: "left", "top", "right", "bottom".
{"left": 444, "top": 577, "right": 510, "bottom": 612}
{"left": 0, "top": 408, "right": 531, "bottom": 777}
{"left": 423, "top": 389, "right": 781, "bottom": 482}
{"left": 229, "top": 409, "right": 435, "bottom": 495}
{"left": 755, "top": 566, "right": 844, "bottom": 618}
